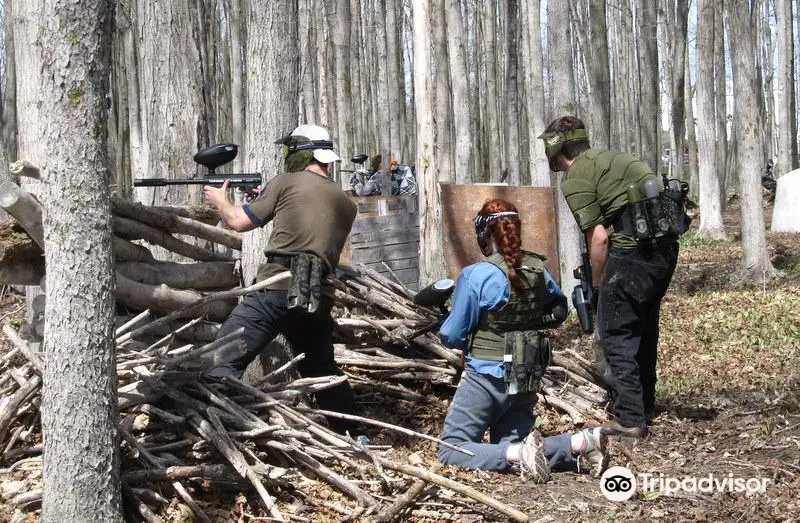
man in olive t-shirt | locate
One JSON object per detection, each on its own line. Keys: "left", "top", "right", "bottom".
{"left": 203, "top": 124, "right": 359, "bottom": 435}
{"left": 539, "top": 116, "right": 679, "bottom": 440}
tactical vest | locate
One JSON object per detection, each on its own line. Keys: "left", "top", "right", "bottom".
{"left": 469, "top": 251, "right": 547, "bottom": 361}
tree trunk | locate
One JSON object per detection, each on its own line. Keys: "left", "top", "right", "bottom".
{"left": 684, "top": 56, "right": 699, "bottom": 203}
{"left": 695, "top": 0, "right": 726, "bottom": 239}
{"left": 503, "top": 0, "right": 520, "bottom": 185}
{"left": 714, "top": 3, "right": 730, "bottom": 197}
{"left": 481, "top": 1, "right": 502, "bottom": 182}
{"left": 636, "top": 0, "right": 660, "bottom": 171}
{"left": 414, "top": 0, "right": 446, "bottom": 284}
{"left": 775, "top": 0, "right": 795, "bottom": 175}
{"left": 587, "top": 0, "right": 610, "bottom": 149}
{"left": 446, "top": 0, "right": 473, "bottom": 184}
{"left": 38, "top": 0, "right": 121, "bottom": 520}
{"left": 226, "top": 0, "right": 247, "bottom": 173}
{"left": 1, "top": 0, "right": 18, "bottom": 200}
{"left": 520, "top": 0, "right": 549, "bottom": 187}
{"left": 666, "top": 0, "right": 689, "bottom": 181}
{"left": 547, "top": 0, "right": 581, "bottom": 294}
{"left": 240, "top": 2, "right": 300, "bottom": 286}
{"left": 432, "top": 0, "right": 454, "bottom": 183}
{"left": 127, "top": 0, "right": 209, "bottom": 210}
{"left": 725, "top": 2, "right": 774, "bottom": 284}
{"left": 386, "top": 0, "right": 406, "bottom": 161}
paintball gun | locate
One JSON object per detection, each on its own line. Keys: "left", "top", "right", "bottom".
{"left": 572, "top": 251, "right": 595, "bottom": 333}
{"left": 133, "top": 143, "right": 262, "bottom": 197}
{"left": 339, "top": 154, "right": 369, "bottom": 174}
{"left": 407, "top": 278, "right": 457, "bottom": 340}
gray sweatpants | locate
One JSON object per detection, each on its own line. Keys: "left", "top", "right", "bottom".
{"left": 437, "top": 369, "right": 576, "bottom": 471}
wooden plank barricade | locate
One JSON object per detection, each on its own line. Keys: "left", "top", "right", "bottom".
{"left": 340, "top": 195, "right": 420, "bottom": 290}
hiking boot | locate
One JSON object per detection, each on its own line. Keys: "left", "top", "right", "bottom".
{"left": 577, "top": 428, "right": 608, "bottom": 478}
{"left": 519, "top": 430, "right": 550, "bottom": 484}
{"left": 601, "top": 419, "right": 649, "bottom": 439}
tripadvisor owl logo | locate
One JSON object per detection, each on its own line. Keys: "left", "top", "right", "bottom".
{"left": 600, "top": 466, "right": 637, "bottom": 502}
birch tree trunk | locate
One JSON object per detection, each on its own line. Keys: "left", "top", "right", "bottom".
{"left": 414, "top": 0, "right": 445, "bottom": 283}
{"left": 446, "top": 0, "right": 472, "bottom": 184}
{"left": 520, "top": 0, "right": 549, "bottom": 186}
{"left": 548, "top": 0, "right": 581, "bottom": 295}
{"left": 725, "top": 2, "right": 775, "bottom": 285}
{"left": 695, "top": 0, "right": 726, "bottom": 239}
{"left": 38, "top": 0, "right": 121, "bottom": 520}
{"left": 775, "top": 0, "right": 795, "bottom": 175}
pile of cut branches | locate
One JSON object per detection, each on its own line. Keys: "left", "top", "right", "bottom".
{"left": 0, "top": 175, "right": 608, "bottom": 522}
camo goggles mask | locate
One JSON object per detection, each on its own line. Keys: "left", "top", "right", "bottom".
{"left": 537, "top": 128, "right": 587, "bottom": 171}
{"left": 474, "top": 211, "right": 519, "bottom": 256}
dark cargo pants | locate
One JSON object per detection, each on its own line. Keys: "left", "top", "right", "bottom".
{"left": 217, "top": 288, "right": 358, "bottom": 435}
{"left": 596, "top": 240, "right": 678, "bottom": 428}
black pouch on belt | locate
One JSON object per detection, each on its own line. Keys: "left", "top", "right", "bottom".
{"left": 307, "top": 256, "right": 325, "bottom": 314}
{"left": 287, "top": 253, "right": 312, "bottom": 311}
{"left": 503, "top": 331, "right": 551, "bottom": 395}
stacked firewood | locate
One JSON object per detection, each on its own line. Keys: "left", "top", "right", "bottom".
{"left": 0, "top": 174, "right": 609, "bottom": 522}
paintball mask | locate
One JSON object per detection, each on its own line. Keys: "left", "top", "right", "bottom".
{"left": 537, "top": 128, "right": 587, "bottom": 171}
{"left": 474, "top": 211, "right": 519, "bottom": 256}
{"left": 274, "top": 124, "right": 340, "bottom": 164}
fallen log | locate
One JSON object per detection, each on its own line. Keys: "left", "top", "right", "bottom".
{"left": 115, "top": 273, "right": 236, "bottom": 322}
{"left": 113, "top": 198, "right": 242, "bottom": 251}
{"left": 0, "top": 181, "right": 43, "bottom": 248}
{"left": 117, "top": 261, "right": 238, "bottom": 290}
{"left": 113, "top": 216, "right": 233, "bottom": 263}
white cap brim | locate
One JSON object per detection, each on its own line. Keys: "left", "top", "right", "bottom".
{"left": 313, "top": 149, "right": 340, "bottom": 164}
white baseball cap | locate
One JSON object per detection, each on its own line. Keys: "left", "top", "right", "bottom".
{"left": 274, "top": 124, "right": 341, "bottom": 164}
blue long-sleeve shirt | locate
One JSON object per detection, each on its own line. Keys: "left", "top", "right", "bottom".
{"left": 439, "top": 261, "right": 565, "bottom": 378}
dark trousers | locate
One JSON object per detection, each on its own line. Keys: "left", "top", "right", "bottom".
{"left": 217, "top": 289, "right": 358, "bottom": 435}
{"left": 596, "top": 241, "right": 678, "bottom": 428}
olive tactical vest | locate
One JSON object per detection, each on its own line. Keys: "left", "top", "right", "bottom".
{"left": 469, "top": 251, "right": 548, "bottom": 361}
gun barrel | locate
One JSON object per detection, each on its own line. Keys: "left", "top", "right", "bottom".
{"left": 134, "top": 174, "right": 261, "bottom": 187}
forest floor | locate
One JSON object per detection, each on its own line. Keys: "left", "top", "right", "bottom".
{"left": 0, "top": 197, "right": 798, "bottom": 523}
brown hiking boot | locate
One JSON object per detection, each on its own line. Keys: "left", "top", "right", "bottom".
{"left": 601, "top": 419, "right": 649, "bottom": 439}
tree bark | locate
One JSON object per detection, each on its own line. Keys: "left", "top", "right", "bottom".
{"left": 547, "top": 0, "right": 581, "bottom": 296}
{"left": 520, "top": 0, "right": 549, "bottom": 187}
{"left": 414, "top": 0, "right": 446, "bottom": 284}
{"left": 446, "top": 0, "right": 473, "bottom": 184}
{"left": 636, "top": 0, "right": 660, "bottom": 173}
{"left": 725, "top": 2, "right": 775, "bottom": 284}
{"left": 432, "top": 0, "right": 454, "bottom": 183}
{"left": 502, "top": 0, "right": 521, "bottom": 185}
{"left": 240, "top": 1, "right": 300, "bottom": 286}
{"left": 38, "top": 0, "right": 122, "bottom": 519}
{"left": 695, "top": 0, "right": 726, "bottom": 239}
{"left": 775, "top": 0, "right": 795, "bottom": 175}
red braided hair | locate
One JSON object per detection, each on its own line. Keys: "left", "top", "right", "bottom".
{"left": 478, "top": 199, "right": 525, "bottom": 292}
